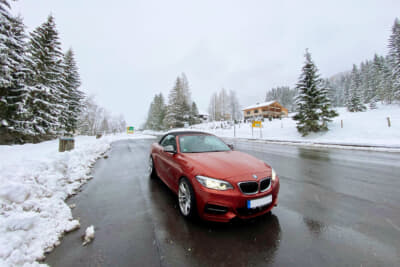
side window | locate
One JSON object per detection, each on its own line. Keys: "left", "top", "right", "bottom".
{"left": 160, "top": 135, "right": 176, "bottom": 150}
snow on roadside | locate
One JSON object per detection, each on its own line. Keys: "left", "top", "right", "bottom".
{"left": 0, "top": 133, "right": 155, "bottom": 266}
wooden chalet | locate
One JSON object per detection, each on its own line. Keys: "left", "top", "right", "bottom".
{"left": 243, "top": 101, "right": 288, "bottom": 121}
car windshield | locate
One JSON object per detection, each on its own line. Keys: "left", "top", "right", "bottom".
{"left": 179, "top": 135, "right": 230, "bottom": 153}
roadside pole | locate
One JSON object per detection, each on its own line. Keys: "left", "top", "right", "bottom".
{"left": 234, "top": 123, "right": 236, "bottom": 137}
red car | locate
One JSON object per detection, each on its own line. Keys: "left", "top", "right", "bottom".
{"left": 149, "top": 131, "right": 280, "bottom": 222}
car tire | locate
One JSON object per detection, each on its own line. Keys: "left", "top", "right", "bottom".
{"left": 178, "top": 178, "right": 197, "bottom": 219}
{"left": 149, "top": 156, "right": 157, "bottom": 178}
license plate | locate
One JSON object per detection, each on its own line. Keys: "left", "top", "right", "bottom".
{"left": 247, "top": 195, "right": 272, "bottom": 209}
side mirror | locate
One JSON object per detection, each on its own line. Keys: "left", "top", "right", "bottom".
{"left": 163, "top": 145, "right": 176, "bottom": 154}
{"left": 227, "top": 144, "right": 234, "bottom": 150}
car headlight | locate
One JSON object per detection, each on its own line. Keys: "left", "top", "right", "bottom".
{"left": 195, "top": 176, "right": 233, "bottom": 190}
{"left": 271, "top": 168, "right": 277, "bottom": 181}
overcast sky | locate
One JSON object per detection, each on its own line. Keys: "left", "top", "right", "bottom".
{"left": 11, "top": 0, "right": 400, "bottom": 126}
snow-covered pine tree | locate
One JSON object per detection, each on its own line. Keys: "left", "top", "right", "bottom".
{"left": 155, "top": 93, "right": 166, "bottom": 130}
{"left": 62, "top": 48, "right": 84, "bottom": 135}
{"left": 25, "top": 15, "right": 66, "bottom": 139}
{"left": 145, "top": 93, "right": 166, "bottom": 130}
{"left": 360, "top": 60, "right": 373, "bottom": 107}
{"left": 293, "top": 49, "right": 337, "bottom": 136}
{"left": 0, "top": 2, "right": 34, "bottom": 143}
{"left": 181, "top": 73, "right": 191, "bottom": 105}
{"left": 189, "top": 101, "right": 200, "bottom": 125}
{"left": 388, "top": 18, "right": 400, "bottom": 102}
{"left": 319, "top": 79, "right": 339, "bottom": 128}
{"left": 382, "top": 56, "right": 394, "bottom": 104}
{"left": 144, "top": 98, "right": 156, "bottom": 129}
{"left": 368, "top": 55, "right": 385, "bottom": 109}
{"left": 347, "top": 64, "right": 366, "bottom": 112}
{"left": 164, "top": 77, "right": 186, "bottom": 128}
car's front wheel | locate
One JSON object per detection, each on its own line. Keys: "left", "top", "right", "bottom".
{"left": 178, "top": 178, "right": 197, "bottom": 219}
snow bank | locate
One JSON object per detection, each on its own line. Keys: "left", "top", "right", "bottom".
{"left": 0, "top": 133, "right": 155, "bottom": 266}
{"left": 185, "top": 104, "right": 400, "bottom": 150}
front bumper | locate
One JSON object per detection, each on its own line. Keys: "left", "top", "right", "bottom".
{"left": 193, "top": 177, "right": 280, "bottom": 222}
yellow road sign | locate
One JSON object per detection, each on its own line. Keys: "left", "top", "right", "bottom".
{"left": 252, "top": 121, "right": 262, "bottom": 128}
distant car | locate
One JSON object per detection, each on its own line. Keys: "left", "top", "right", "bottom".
{"left": 149, "top": 131, "right": 280, "bottom": 222}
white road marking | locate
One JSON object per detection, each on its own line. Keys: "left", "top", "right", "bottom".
{"left": 385, "top": 218, "right": 400, "bottom": 232}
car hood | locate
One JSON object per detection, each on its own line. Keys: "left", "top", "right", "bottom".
{"left": 181, "top": 150, "right": 270, "bottom": 181}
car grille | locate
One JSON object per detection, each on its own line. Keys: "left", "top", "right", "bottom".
{"left": 238, "top": 181, "right": 259, "bottom": 194}
{"left": 238, "top": 177, "right": 271, "bottom": 195}
{"left": 260, "top": 178, "right": 271, "bottom": 192}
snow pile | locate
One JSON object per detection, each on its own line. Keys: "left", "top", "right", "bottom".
{"left": 0, "top": 133, "right": 154, "bottom": 266}
{"left": 82, "top": 225, "right": 95, "bottom": 246}
{"left": 186, "top": 104, "right": 400, "bottom": 149}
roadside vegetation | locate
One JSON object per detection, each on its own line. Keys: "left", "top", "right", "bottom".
{"left": 0, "top": 1, "right": 126, "bottom": 144}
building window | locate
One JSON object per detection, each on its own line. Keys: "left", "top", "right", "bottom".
{"left": 254, "top": 109, "right": 259, "bottom": 114}
{"left": 247, "top": 111, "right": 250, "bottom": 114}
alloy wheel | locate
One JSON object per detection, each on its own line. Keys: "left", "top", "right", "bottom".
{"left": 178, "top": 182, "right": 191, "bottom": 216}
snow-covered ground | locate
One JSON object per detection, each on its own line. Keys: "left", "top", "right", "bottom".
{"left": 0, "top": 133, "right": 155, "bottom": 267}
{"left": 184, "top": 104, "right": 400, "bottom": 151}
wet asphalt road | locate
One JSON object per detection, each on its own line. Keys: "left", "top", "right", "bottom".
{"left": 46, "top": 138, "right": 400, "bottom": 267}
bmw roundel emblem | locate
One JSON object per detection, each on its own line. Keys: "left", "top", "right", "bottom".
{"left": 252, "top": 174, "right": 258, "bottom": 179}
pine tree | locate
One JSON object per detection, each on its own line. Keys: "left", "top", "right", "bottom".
{"left": 164, "top": 77, "right": 185, "bottom": 128}
{"left": 368, "top": 55, "right": 384, "bottom": 109}
{"left": 388, "top": 18, "right": 400, "bottom": 101}
{"left": 26, "top": 15, "right": 66, "bottom": 138}
{"left": 0, "top": 2, "right": 34, "bottom": 143}
{"left": 145, "top": 93, "right": 166, "bottom": 130}
{"left": 293, "top": 49, "right": 338, "bottom": 136}
{"left": 62, "top": 48, "right": 84, "bottom": 135}
{"left": 382, "top": 56, "right": 394, "bottom": 103}
{"left": 189, "top": 101, "right": 200, "bottom": 125}
{"left": 347, "top": 64, "right": 366, "bottom": 112}
{"left": 181, "top": 72, "right": 191, "bottom": 105}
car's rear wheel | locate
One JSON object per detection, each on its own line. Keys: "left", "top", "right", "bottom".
{"left": 148, "top": 156, "right": 157, "bottom": 178}
{"left": 178, "top": 178, "right": 197, "bottom": 219}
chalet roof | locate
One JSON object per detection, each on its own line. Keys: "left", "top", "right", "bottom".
{"left": 242, "top": 100, "right": 278, "bottom": 111}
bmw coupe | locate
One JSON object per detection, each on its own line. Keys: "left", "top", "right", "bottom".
{"left": 149, "top": 131, "right": 280, "bottom": 222}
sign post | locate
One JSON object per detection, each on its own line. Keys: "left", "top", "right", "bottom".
{"left": 252, "top": 121, "right": 262, "bottom": 139}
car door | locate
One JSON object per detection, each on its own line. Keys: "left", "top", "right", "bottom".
{"left": 157, "top": 134, "right": 178, "bottom": 189}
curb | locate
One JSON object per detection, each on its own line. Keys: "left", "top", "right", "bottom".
{"left": 222, "top": 137, "right": 400, "bottom": 153}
